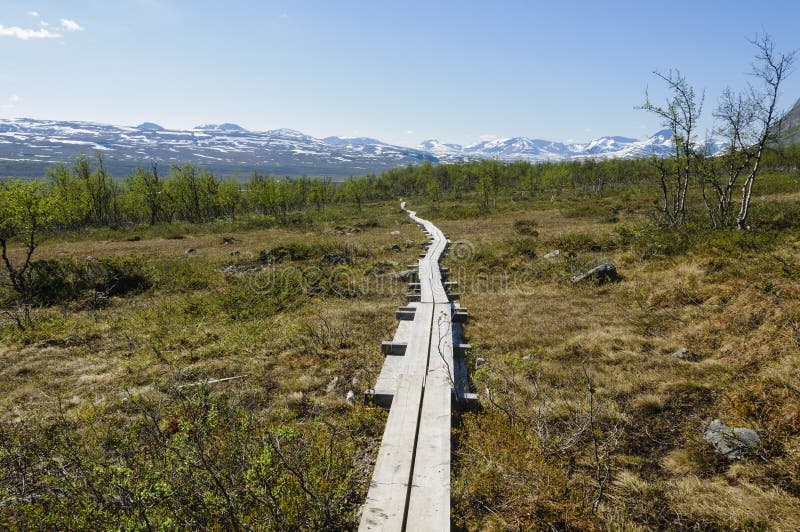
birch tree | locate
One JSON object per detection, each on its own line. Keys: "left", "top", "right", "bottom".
{"left": 640, "top": 70, "right": 704, "bottom": 226}
{"left": 712, "top": 34, "right": 795, "bottom": 230}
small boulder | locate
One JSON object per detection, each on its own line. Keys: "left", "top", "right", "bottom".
{"left": 704, "top": 419, "right": 761, "bottom": 459}
{"left": 390, "top": 230, "right": 401, "bottom": 235}
{"left": 326, "top": 376, "right": 338, "bottom": 393}
{"left": 335, "top": 225, "right": 361, "bottom": 235}
{"left": 320, "top": 253, "right": 354, "bottom": 266}
{"left": 572, "top": 263, "right": 620, "bottom": 284}
{"left": 671, "top": 347, "right": 697, "bottom": 361}
{"left": 475, "top": 357, "right": 487, "bottom": 370}
{"left": 405, "top": 240, "right": 415, "bottom": 249}
{"left": 387, "top": 244, "right": 402, "bottom": 252}
{"left": 543, "top": 249, "right": 560, "bottom": 259}
{"left": 259, "top": 248, "right": 290, "bottom": 264}
{"left": 185, "top": 248, "right": 196, "bottom": 254}
{"left": 222, "top": 236, "right": 236, "bottom": 245}
{"left": 393, "top": 269, "right": 416, "bottom": 281}
{"left": 346, "top": 390, "right": 356, "bottom": 405}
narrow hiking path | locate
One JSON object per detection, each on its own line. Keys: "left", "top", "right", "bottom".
{"left": 360, "top": 203, "right": 473, "bottom": 531}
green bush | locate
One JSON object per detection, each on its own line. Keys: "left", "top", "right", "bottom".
{"left": 258, "top": 241, "right": 370, "bottom": 264}
{"left": 10, "top": 256, "right": 151, "bottom": 307}
{"left": 545, "top": 232, "right": 615, "bottom": 254}
{"left": 508, "top": 236, "right": 538, "bottom": 259}
{"left": 0, "top": 386, "right": 382, "bottom": 530}
{"left": 512, "top": 219, "right": 538, "bottom": 236}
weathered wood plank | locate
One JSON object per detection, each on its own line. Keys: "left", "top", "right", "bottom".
{"left": 359, "top": 303, "right": 433, "bottom": 530}
{"left": 360, "top": 205, "right": 461, "bottom": 531}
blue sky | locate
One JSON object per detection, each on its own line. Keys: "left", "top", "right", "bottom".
{"left": 1, "top": 0, "right": 798, "bottom": 146}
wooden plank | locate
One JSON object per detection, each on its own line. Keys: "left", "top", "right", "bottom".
{"left": 360, "top": 205, "right": 461, "bottom": 531}
{"left": 359, "top": 303, "right": 433, "bottom": 530}
{"left": 381, "top": 341, "right": 407, "bottom": 356}
{"left": 406, "top": 302, "right": 453, "bottom": 530}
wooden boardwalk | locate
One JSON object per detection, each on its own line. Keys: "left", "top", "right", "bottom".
{"left": 360, "top": 204, "right": 473, "bottom": 531}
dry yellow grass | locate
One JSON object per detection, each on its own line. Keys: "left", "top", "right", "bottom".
{"left": 440, "top": 200, "right": 800, "bottom": 529}
{"left": 2, "top": 194, "right": 800, "bottom": 529}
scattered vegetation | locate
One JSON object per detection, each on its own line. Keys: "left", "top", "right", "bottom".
{"left": 1, "top": 34, "right": 799, "bottom": 530}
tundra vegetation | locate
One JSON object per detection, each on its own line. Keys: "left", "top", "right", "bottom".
{"left": 2, "top": 39, "right": 800, "bottom": 530}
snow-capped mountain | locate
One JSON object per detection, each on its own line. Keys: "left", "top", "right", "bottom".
{"left": 0, "top": 118, "right": 433, "bottom": 178}
{"left": 0, "top": 117, "right": 726, "bottom": 179}
{"left": 194, "top": 123, "right": 248, "bottom": 132}
{"left": 322, "top": 136, "right": 387, "bottom": 146}
{"left": 419, "top": 129, "right": 726, "bottom": 163}
{"left": 776, "top": 97, "right": 800, "bottom": 145}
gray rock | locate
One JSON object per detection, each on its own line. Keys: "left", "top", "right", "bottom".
{"left": 572, "top": 263, "right": 620, "bottom": 284}
{"left": 320, "top": 253, "right": 354, "bottom": 266}
{"left": 259, "top": 248, "right": 290, "bottom": 264}
{"left": 335, "top": 225, "right": 361, "bottom": 235}
{"left": 221, "top": 263, "right": 263, "bottom": 275}
{"left": 671, "top": 347, "right": 696, "bottom": 361}
{"left": 393, "top": 269, "right": 417, "bottom": 281}
{"left": 387, "top": 244, "right": 402, "bottom": 252}
{"left": 704, "top": 419, "right": 761, "bottom": 459}
{"left": 475, "top": 357, "right": 486, "bottom": 370}
{"left": 326, "top": 376, "right": 338, "bottom": 393}
{"left": 185, "top": 248, "right": 196, "bottom": 254}
{"left": 346, "top": 390, "right": 356, "bottom": 405}
{"left": 543, "top": 249, "right": 560, "bottom": 259}
{"left": 390, "top": 230, "right": 401, "bottom": 235}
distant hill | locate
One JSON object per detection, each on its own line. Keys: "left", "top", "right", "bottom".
{"left": 419, "top": 129, "right": 726, "bottom": 161}
{"left": 777, "top": 98, "right": 800, "bottom": 145}
{"left": 0, "top": 119, "right": 434, "bottom": 179}
{"left": 0, "top": 118, "right": 728, "bottom": 179}
{"left": 195, "top": 123, "right": 247, "bottom": 132}
{"left": 323, "top": 136, "right": 387, "bottom": 146}
{"left": 136, "top": 122, "right": 165, "bottom": 131}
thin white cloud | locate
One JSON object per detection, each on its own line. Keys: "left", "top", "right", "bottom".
{"left": 0, "top": 23, "right": 61, "bottom": 39}
{"left": 27, "top": 11, "right": 40, "bottom": 17}
{"left": 60, "top": 19, "right": 84, "bottom": 32}
{"left": 40, "top": 20, "right": 49, "bottom": 27}
{"left": 1, "top": 94, "right": 20, "bottom": 109}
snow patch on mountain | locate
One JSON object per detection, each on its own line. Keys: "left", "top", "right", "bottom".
{"left": 323, "top": 136, "right": 387, "bottom": 146}
{"left": 0, "top": 117, "right": 727, "bottom": 179}
{"left": 195, "top": 123, "right": 247, "bottom": 132}
{"left": 136, "top": 122, "right": 165, "bottom": 131}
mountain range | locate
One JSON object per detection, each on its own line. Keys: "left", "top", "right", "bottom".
{"left": 0, "top": 118, "right": 727, "bottom": 179}
{"left": 777, "top": 97, "right": 800, "bottom": 145}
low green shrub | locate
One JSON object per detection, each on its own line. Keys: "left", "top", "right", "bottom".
{"left": 0, "top": 385, "right": 382, "bottom": 530}
{"left": 512, "top": 219, "right": 539, "bottom": 235}
{"left": 9, "top": 256, "right": 151, "bottom": 307}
